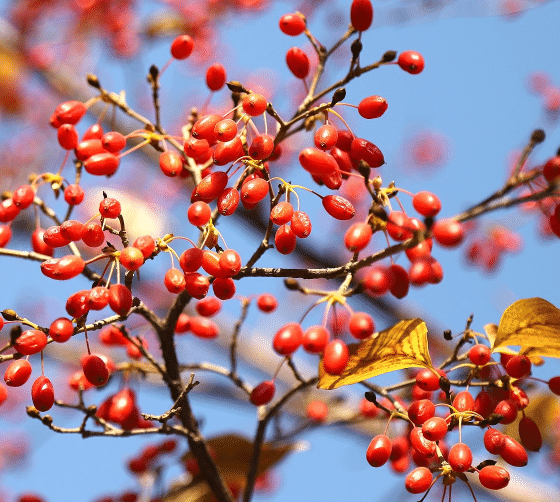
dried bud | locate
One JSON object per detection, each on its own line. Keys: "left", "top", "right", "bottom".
{"left": 226, "top": 81, "right": 248, "bottom": 93}
{"left": 531, "top": 129, "right": 545, "bottom": 144}
{"left": 382, "top": 51, "right": 397, "bottom": 62}
{"left": 443, "top": 329, "right": 453, "bottom": 340}
{"left": 351, "top": 39, "right": 363, "bottom": 60}
{"left": 284, "top": 278, "right": 300, "bottom": 290}
{"left": 331, "top": 88, "right": 346, "bottom": 106}
{"left": 1, "top": 309, "right": 19, "bottom": 321}
{"left": 87, "top": 74, "right": 100, "bottom": 88}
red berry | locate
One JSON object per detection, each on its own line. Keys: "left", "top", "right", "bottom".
{"left": 322, "top": 340, "right": 349, "bottom": 375}
{"left": 548, "top": 376, "right": 560, "bottom": 395}
{"left": 133, "top": 235, "right": 156, "bottom": 259}
{"left": 14, "top": 330, "right": 48, "bottom": 355}
{"left": 358, "top": 96, "right": 387, "bottom": 119}
{"left": 448, "top": 443, "right": 472, "bottom": 472}
{"left": 0, "top": 198, "right": 19, "bottom": 223}
{"left": 518, "top": 416, "right": 542, "bottom": 452}
{"left": 500, "top": 435, "right": 528, "bottom": 466}
{"left": 0, "top": 225, "right": 11, "bottom": 248}
{"left": 273, "top": 323, "right": 303, "bottom": 356}
{"left": 348, "top": 312, "right": 375, "bottom": 340}
{"left": 543, "top": 156, "right": 560, "bottom": 182}
{"left": 190, "top": 316, "right": 219, "bottom": 339}
{"left": 484, "top": 428, "right": 505, "bottom": 454}
{"left": 479, "top": 465, "right": 510, "bottom": 490}
{"left": 196, "top": 297, "right": 221, "bottom": 317}
{"left": 291, "top": 211, "right": 312, "bottom": 238}
{"left": 82, "top": 354, "right": 110, "bottom": 386}
{"left": 219, "top": 249, "right": 242, "bottom": 276}
{"left": 171, "top": 34, "right": 194, "bottom": 59}
{"left": 432, "top": 219, "right": 464, "bottom": 248}
{"left": 242, "top": 93, "right": 267, "bottom": 116}
{"left": 212, "top": 277, "right": 236, "bottom": 300}
{"left": 314, "top": 124, "right": 338, "bottom": 151}
{"left": 180, "top": 248, "right": 203, "bottom": 273}
{"left": 159, "top": 151, "right": 183, "bottom": 177}
{"left": 214, "top": 119, "right": 238, "bottom": 142}
{"left": 256, "top": 293, "right": 277, "bottom": 313}
{"left": 248, "top": 134, "right": 275, "bottom": 160}
{"left": 54, "top": 100, "right": 86, "bottom": 125}
{"left": 279, "top": 13, "right": 306, "bottom": 36}
{"left": 299, "top": 147, "right": 339, "bottom": 176}
{"left": 398, "top": 51, "right": 425, "bottom": 74}
{"left": 49, "top": 317, "right": 74, "bottom": 343}
{"left": 99, "top": 197, "right": 121, "bottom": 219}
{"left": 494, "top": 399, "right": 518, "bottom": 424}
{"left": 4, "top": 359, "right": 33, "bottom": 387}
{"left": 60, "top": 220, "right": 84, "bottom": 242}
{"left": 108, "top": 284, "right": 133, "bottom": 316}
{"left": 286, "top": 47, "right": 310, "bottom": 79}
{"left": 363, "top": 266, "right": 393, "bottom": 296}
{"left": 275, "top": 224, "right": 297, "bottom": 254}
{"left": 57, "top": 124, "right": 79, "bottom": 150}
{"left": 409, "top": 427, "right": 435, "bottom": 456}
{"left": 250, "top": 380, "right": 275, "bottom": 405}
{"left": 31, "top": 376, "right": 55, "bottom": 411}
{"left": 184, "top": 273, "right": 210, "bottom": 299}
{"left": 164, "top": 268, "right": 186, "bottom": 293}
{"left": 241, "top": 178, "right": 269, "bottom": 205}
{"left": 270, "top": 201, "right": 294, "bottom": 226}
{"left": 302, "top": 326, "right": 330, "bottom": 354}
{"left": 206, "top": 63, "right": 226, "bottom": 91}
{"left": 413, "top": 191, "right": 441, "bottom": 217}
{"left": 81, "top": 222, "right": 105, "bottom": 247}
{"left": 350, "top": 0, "right": 374, "bottom": 32}
{"left": 101, "top": 131, "right": 126, "bottom": 152}
{"left": 217, "top": 187, "right": 240, "bottom": 216}
{"left": 83, "top": 152, "right": 119, "bottom": 176}
{"left": 350, "top": 138, "right": 384, "bottom": 168}
{"left": 421, "top": 416, "right": 447, "bottom": 441}
{"left": 468, "top": 344, "right": 492, "bottom": 366}
{"left": 452, "top": 391, "right": 474, "bottom": 412}
{"left": 344, "top": 222, "right": 372, "bottom": 252}
{"left": 322, "top": 195, "right": 355, "bottom": 220}
{"left": 188, "top": 201, "right": 212, "bottom": 226}
{"left": 120, "top": 246, "right": 144, "bottom": 271}
{"left": 43, "top": 226, "right": 70, "bottom": 248}
{"left": 407, "top": 399, "right": 435, "bottom": 426}
{"left": 12, "top": 185, "right": 35, "bottom": 209}
{"left": 415, "top": 368, "right": 442, "bottom": 392}
{"left": 366, "top": 434, "right": 392, "bottom": 467}
{"left": 87, "top": 286, "right": 109, "bottom": 310}
{"left": 66, "top": 290, "right": 90, "bottom": 318}
{"left": 405, "top": 466, "right": 432, "bottom": 494}
{"left": 505, "top": 354, "right": 531, "bottom": 378}
{"left": 192, "top": 171, "right": 229, "bottom": 203}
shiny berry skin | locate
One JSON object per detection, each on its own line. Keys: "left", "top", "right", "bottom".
{"left": 398, "top": 51, "right": 425, "bottom": 74}
{"left": 84, "top": 287, "right": 108, "bottom": 310}
{"left": 206, "top": 63, "right": 226, "bottom": 91}
{"left": 407, "top": 399, "right": 435, "bottom": 426}
{"left": 299, "top": 147, "right": 338, "bottom": 176}
{"left": 484, "top": 428, "right": 505, "bottom": 454}
{"left": 518, "top": 416, "right": 542, "bottom": 452}
{"left": 421, "top": 416, "right": 448, "bottom": 441}
{"left": 108, "top": 284, "right": 133, "bottom": 316}
{"left": 14, "top": 330, "right": 48, "bottom": 356}
{"left": 170, "top": 34, "right": 194, "bottom": 59}
{"left": 250, "top": 380, "right": 275, "bottom": 405}
{"left": 543, "top": 156, "right": 560, "bottom": 183}
{"left": 275, "top": 224, "right": 297, "bottom": 254}
{"left": 348, "top": 312, "right": 375, "bottom": 340}
{"left": 159, "top": 151, "right": 183, "bottom": 177}
{"left": 494, "top": 399, "right": 518, "bottom": 424}
{"left": 505, "top": 354, "right": 531, "bottom": 378}
{"left": 322, "top": 195, "right": 355, "bottom": 220}
{"left": 351, "top": 0, "right": 374, "bottom": 32}
{"left": 54, "top": 100, "right": 86, "bottom": 125}
{"left": 453, "top": 390, "right": 474, "bottom": 412}
{"left": 59, "top": 220, "right": 84, "bottom": 242}
{"left": 0, "top": 198, "right": 19, "bottom": 223}
{"left": 120, "top": 246, "right": 144, "bottom": 271}
{"left": 43, "top": 226, "right": 70, "bottom": 248}
{"left": 366, "top": 434, "right": 392, "bottom": 467}
{"left": 219, "top": 249, "right": 242, "bottom": 276}
{"left": 133, "top": 235, "right": 156, "bottom": 259}
{"left": 0, "top": 385, "right": 7, "bottom": 407}
{"left": 192, "top": 171, "right": 229, "bottom": 203}
{"left": 302, "top": 326, "right": 330, "bottom": 354}
{"left": 99, "top": 197, "right": 121, "bottom": 219}
{"left": 57, "top": 124, "right": 79, "bottom": 150}
{"left": 83, "top": 152, "right": 119, "bottom": 176}
{"left": 81, "top": 222, "right": 105, "bottom": 247}
{"left": 322, "top": 340, "right": 349, "bottom": 375}
{"left": 479, "top": 465, "right": 510, "bottom": 490}
{"left": 271, "top": 202, "right": 294, "bottom": 226}
{"left": 448, "top": 443, "right": 472, "bottom": 472}
{"left": 184, "top": 273, "right": 210, "bottom": 299}
{"left": 314, "top": 124, "right": 338, "bottom": 151}
{"left": 164, "top": 268, "right": 186, "bottom": 293}
{"left": 179, "top": 248, "right": 203, "bottom": 273}
{"left": 31, "top": 376, "right": 55, "bottom": 411}
{"left": 358, "top": 96, "right": 387, "bottom": 119}
{"left": 192, "top": 114, "right": 222, "bottom": 142}
{"left": 273, "top": 323, "right": 303, "bottom": 356}
{"left": 409, "top": 427, "right": 435, "bottom": 456}
{"left": 188, "top": 201, "right": 212, "bottom": 227}
{"left": 413, "top": 191, "right": 441, "bottom": 217}
{"left": 286, "top": 47, "right": 309, "bottom": 79}
{"left": 415, "top": 368, "right": 442, "bottom": 392}
{"left": 214, "top": 119, "right": 238, "bottom": 142}
{"left": 101, "top": 131, "right": 126, "bottom": 152}
{"left": 12, "top": 184, "right": 35, "bottom": 209}
{"left": 49, "top": 317, "right": 74, "bottom": 343}
{"left": 212, "top": 277, "right": 236, "bottom": 300}
{"left": 241, "top": 178, "right": 269, "bottom": 205}
{"left": 344, "top": 222, "right": 372, "bottom": 252}
{"left": 4, "top": 359, "right": 32, "bottom": 387}
{"left": 468, "top": 344, "right": 492, "bottom": 366}
{"left": 0, "top": 225, "right": 11, "bottom": 248}
{"left": 217, "top": 187, "right": 240, "bottom": 216}
{"left": 500, "top": 435, "right": 528, "bottom": 466}
{"left": 66, "top": 290, "right": 90, "bottom": 318}
{"left": 291, "top": 211, "right": 312, "bottom": 238}
{"left": 279, "top": 13, "right": 306, "bottom": 35}
{"left": 307, "top": 400, "right": 329, "bottom": 422}
{"left": 405, "top": 466, "right": 432, "bottom": 494}
{"left": 242, "top": 93, "right": 267, "bottom": 116}
{"left": 432, "top": 219, "right": 464, "bottom": 248}
{"left": 350, "top": 138, "right": 384, "bottom": 168}
{"left": 82, "top": 354, "right": 110, "bottom": 386}
{"left": 363, "top": 266, "right": 393, "bottom": 296}
{"left": 74, "top": 138, "right": 104, "bottom": 161}
{"left": 256, "top": 293, "right": 277, "bottom": 313}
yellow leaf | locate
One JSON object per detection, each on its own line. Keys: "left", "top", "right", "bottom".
{"left": 492, "top": 298, "right": 560, "bottom": 359}
{"left": 318, "top": 318, "right": 433, "bottom": 390}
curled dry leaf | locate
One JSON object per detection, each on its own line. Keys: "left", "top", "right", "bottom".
{"left": 318, "top": 318, "right": 433, "bottom": 390}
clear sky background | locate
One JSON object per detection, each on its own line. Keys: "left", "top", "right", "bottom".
{"left": 1, "top": 0, "right": 560, "bottom": 501}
